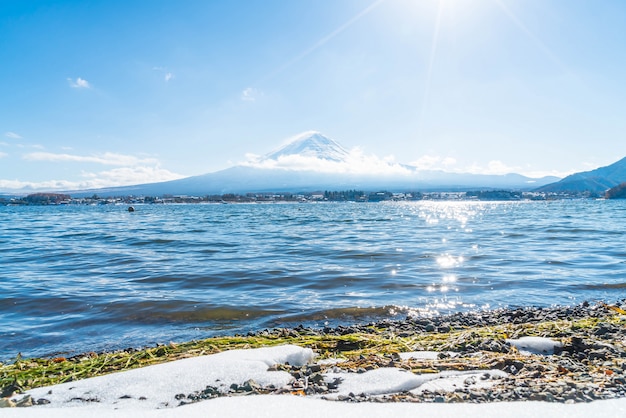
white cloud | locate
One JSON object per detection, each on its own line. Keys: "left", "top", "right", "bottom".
{"left": 68, "top": 77, "right": 91, "bottom": 88}
{"left": 442, "top": 157, "right": 457, "bottom": 167}
{"left": 16, "top": 143, "right": 44, "bottom": 150}
{"left": 486, "top": 160, "right": 515, "bottom": 175}
{"left": 0, "top": 166, "right": 184, "bottom": 192}
{"left": 0, "top": 178, "right": 83, "bottom": 191}
{"left": 241, "top": 87, "right": 260, "bottom": 102}
{"left": 463, "top": 160, "right": 519, "bottom": 176}
{"left": 244, "top": 153, "right": 261, "bottom": 162}
{"left": 5, "top": 131, "right": 22, "bottom": 139}
{"left": 241, "top": 147, "right": 414, "bottom": 176}
{"left": 409, "top": 156, "right": 553, "bottom": 178}
{"left": 519, "top": 169, "right": 571, "bottom": 179}
{"left": 410, "top": 155, "right": 458, "bottom": 171}
{"left": 79, "top": 166, "right": 185, "bottom": 187}
{"left": 153, "top": 67, "right": 174, "bottom": 82}
{"left": 0, "top": 152, "right": 7, "bottom": 158}
{"left": 241, "top": 148, "right": 568, "bottom": 180}
{"left": 435, "top": 160, "right": 569, "bottom": 179}
{"left": 0, "top": 150, "right": 187, "bottom": 192}
{"left": 23, "top": 151, "right": 159, "bottom": 166}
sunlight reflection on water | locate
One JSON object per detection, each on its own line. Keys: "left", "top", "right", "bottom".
{"left": 2, "top": 200, "right": 626, "bottom": 358}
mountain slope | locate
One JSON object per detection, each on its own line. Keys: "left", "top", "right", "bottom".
{"left": 72, "top": 166, "right": 559, "bottom": 197}
{"left": 535, "top": 156, "right": 626, "bottom": 193}
{"left": 67, "top": 131, "right": 560, "bottom": 197}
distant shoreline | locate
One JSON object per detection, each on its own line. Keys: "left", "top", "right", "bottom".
{"left": 1, "top": 188, "right": 612, "bottom": 206}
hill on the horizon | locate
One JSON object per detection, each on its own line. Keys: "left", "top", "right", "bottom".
{"left": 535, "top": 156, "right": 626, "bottom": 194}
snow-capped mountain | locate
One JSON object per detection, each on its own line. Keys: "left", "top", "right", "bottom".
{"left": 263, "top": 131, "right": 350, "bottom": 162}
{"left": 63, "top": 131, "right": 560, "bottom": 197}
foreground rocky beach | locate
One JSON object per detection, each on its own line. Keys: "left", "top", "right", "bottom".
{"left": 249, "top": 300, "right": 626, "bottom": 404}
{"left": 2, "top": 300, "right": 626, "bottom": 408}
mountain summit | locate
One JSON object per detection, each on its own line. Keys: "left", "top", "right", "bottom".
{"left": 263, "top": 131, "right": 349, "bottom": 162}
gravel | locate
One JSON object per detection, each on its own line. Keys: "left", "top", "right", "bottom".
{"left": 233, "top": 300, "right": 626, "bottom": 404}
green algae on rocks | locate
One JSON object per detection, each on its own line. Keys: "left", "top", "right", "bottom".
{"left": 2, "top": 301, "right": 625, "bottom": 402}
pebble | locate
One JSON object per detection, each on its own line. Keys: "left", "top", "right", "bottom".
{"left": 241, "top": 300, "right": 626, "bottom": 404}
{"left": 4, "top": 300, "right": 626, "bottom": 408}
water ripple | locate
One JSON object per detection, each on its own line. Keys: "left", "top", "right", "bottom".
{"left": 2, "top": 200, "right": 626, "bottom": 359}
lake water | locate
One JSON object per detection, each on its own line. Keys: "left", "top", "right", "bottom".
{"left": 2, "top": 200, "right": 626, "bottom": 360}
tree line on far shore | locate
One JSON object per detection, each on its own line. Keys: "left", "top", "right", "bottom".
{"left": 2, "top": 186, "right": 621, "bottom": 206}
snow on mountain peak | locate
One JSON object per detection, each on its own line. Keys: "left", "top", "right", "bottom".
{"left": 263, "top": 131, "right": 350, "bottom": 162}
{"left": 242, "top": 131, "right": 413, "bottom": 176}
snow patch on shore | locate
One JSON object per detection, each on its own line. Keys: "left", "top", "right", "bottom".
{"left": 506, "top": 337, "right": 563, "bottom": 355}
{"left": 323, "top": 367, "right": 507, "bottom": 398}
{"left": 5, "top": 344, "right": 626, "bottom": 418}
{"left": 21, "top": 345, "right": 313, "bottom": 410}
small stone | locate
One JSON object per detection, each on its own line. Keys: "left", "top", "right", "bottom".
{"left": 202, "top": 386, "right": 220, "bottom": 396}
{"left": 241, "top": 379, "right": 261, "bottom": 392}
{"left": 307, "top": 364, "right": 322, "bottom": 373}
{"left": 464, "top": 376, "right": 477, "bottom": 386}
{"left": 0, "top": 398, "right": 16, "bottom": 408}
{"left": 15, "top": 395, "right": 33, "bottom": 408}
{"left": 309, "top": 374, "right": 325, "bottom": 384}
{"left": 327, "top": 377, "right": 342, "bottom": 390}
{"left": 588, "top": 350, "right": 608, "bottom": 360}
{"left": 0, "top": 382, "right": 23, "bottom": 398}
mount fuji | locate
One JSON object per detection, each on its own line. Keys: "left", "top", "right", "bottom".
{"left": 68, "top": 132, "right": 559, "bottom": 197}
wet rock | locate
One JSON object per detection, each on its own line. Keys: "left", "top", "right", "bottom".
{"left": 327, "top": 377, "right": 343, "bottom": 390}
{"left": 588, "top": 349, "right": 608, "bottom": 360}
{"left": 307, "top": 364, "right": 322, "bottom": 374}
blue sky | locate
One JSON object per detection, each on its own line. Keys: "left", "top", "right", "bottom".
{"left": 1, "top": 0, "right": 625, "bottom": 192}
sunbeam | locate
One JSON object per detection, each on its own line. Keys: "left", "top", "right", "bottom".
{"left": 491, "top": 0, "right": 571, "bottom": 74}
{"left": 257, "top": 0, "right": 387, "bottom": 84}
{"left": 417, "top": 0, "right": 445, "bottom": 139}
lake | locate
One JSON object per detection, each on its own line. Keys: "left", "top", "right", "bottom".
{"left": 1, "top": 200, "right": 625, "bottom": 359}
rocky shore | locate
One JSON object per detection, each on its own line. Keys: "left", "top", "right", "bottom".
{"left": 2, "top": 300, "right": 626, "bottom": 407}
{"left": 172, "top": 300, "right": 626, "bottom": 405}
